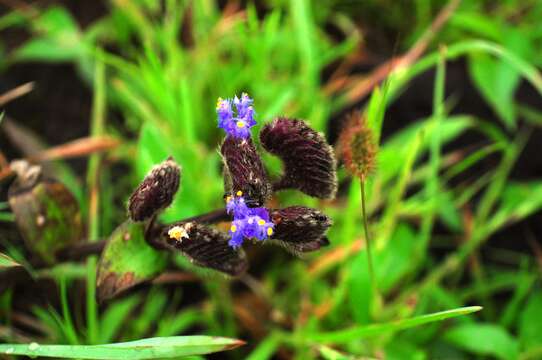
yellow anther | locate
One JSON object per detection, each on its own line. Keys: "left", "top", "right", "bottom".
{"left": 168, "top": 226, "right": 188, "bottom": 241}
{"left": 230, "top": 225, "right": 237, "bottom": 233}
{"left": 236, "top": 121, "right": 246, "bottom": 128}
{"left": 258, "top": 219, "right": 265, "bottom": 226}
{"left": 226, "top": 196, "right": 232, "bottom": 203}
{"left": 216, "top": 97, "right": 223, "bottom": 109}
{"left": 236, "top": 190, "right": 243, "bottom": 196}
{"left": 267, "top": 228, "right": 273, "bottom": 236}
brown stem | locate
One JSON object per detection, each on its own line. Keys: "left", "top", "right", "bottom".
{"left": 58, "top": 208, "right": 230, "bottom": 260}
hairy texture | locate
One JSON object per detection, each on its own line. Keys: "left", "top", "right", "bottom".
{"left": 338, "top": 112, "right": 376, "bottom": 181}
{"left": 269, "top": 206, "right": 332, "bottom": 254}
{"left": 128, "top": 157, "right": 181, "bottom": 222}
{"left": 221, "top": 136, "right": 272, "bottom": 207}
{"left": 260, "top": 117, "right": 337, "bottom": 199}
{"left": 161, "top": 222, "right": 248, "bottom": 276}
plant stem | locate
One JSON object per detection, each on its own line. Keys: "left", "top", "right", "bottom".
{"left": 86, "top": 57, "right": 106, "bottom": 344}
{"left": 360, "top": 179, "right": 378, "bottom": 309}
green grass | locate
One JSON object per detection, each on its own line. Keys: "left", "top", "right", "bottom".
{"left": 2, "top": 0, "right": 542, "bottom": 359}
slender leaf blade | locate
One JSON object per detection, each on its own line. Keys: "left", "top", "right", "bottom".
{"left": 306, "top": 306, "right": 482, "bottom": 343}
{"left": 0, "top": 336, "right": 245, "bottom": 359}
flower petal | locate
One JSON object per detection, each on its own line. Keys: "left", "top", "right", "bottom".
{"left": 260, "top": 117, "right": 337, "bottom": 199}
{"left": 221, "top": 136, "right": 272, "bottom": 207}
{"left": 269, "top": 206, "right": 332, "bottom": 254}
{"left": 160, "top": 222, "right": 248, "bottom": 276}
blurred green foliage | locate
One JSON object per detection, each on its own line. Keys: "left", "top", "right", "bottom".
{"left": 2, "top": 0, "right": 542, "bottom": 359}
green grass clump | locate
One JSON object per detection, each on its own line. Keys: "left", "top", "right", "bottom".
{"left": 2, "top": 1, "right": 542, "bottom": 359}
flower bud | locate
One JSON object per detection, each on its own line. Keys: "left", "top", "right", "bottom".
{"left": 260, "top": 117, "right": 337, "bottom": 199}
{"left": 221, "top": 136, "right": 272, "bottom": 207}
{"left": 162, "top": 222, "right": 248, "bottom": 276}
{"left": 128, "top": 157, "right": 181, "bottom": 222}
{"left": 269, "top": 206, "right": 331, "bottom": 253}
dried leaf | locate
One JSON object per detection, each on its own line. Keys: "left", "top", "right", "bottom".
{"left": 8, "top": 163, "right": 83, "bottom": 264}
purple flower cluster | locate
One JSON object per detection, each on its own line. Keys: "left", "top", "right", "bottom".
{"left": 216, "top": 93, "right": 256, "bottom": 139}
{"left": 217, "top": 92, "right": 335, "bottom": 252}
{"left": 226, "top": 191, "right": 274, "bottom": 248}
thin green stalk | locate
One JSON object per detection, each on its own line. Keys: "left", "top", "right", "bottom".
{"left": 360, "top": 179, "right": 378, "bottom": 311}
{"left": 86, "top": 56, "right": 106, "bottom": 345}
{"left": 417, "top": 45, "right": 446, "bottom": 262}
{"left": 59, "top": 276, "right": 79, "bottom": 345}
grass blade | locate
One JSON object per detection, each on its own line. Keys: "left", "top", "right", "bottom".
{"left": 305, "top": 306, "right": 482, "bottom": 343}
{"left": 0, "top": 336, "right": 245, "bottom": 359}
{"left": 0, "top": 252, "right": 21, "bottom": 269}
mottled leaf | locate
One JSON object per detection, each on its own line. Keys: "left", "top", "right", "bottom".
{"left": 9, "top": 165, "right": 83, "bottom": 264}
{"left": 97, "top": 220, "right": 168, "bottom": 302}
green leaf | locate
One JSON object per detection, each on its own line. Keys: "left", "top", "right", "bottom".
{"left": 318, "top": 345, "right": 354, "bottom": 360}
{"left": 379, "top": 116, "right": 472, "bottom": 184}
{"left": 376, "top": 223, "right": 417, "bottom": 292}
{"left": 347, "top": 251, "right": 372, "bottom": 325}
{"left": 13, "top": 38, "right": 83, "bottom": 62}
{"left": 366, "top": 86, "right": 387, "bottom": 144}
{"left": 305, "top": 306, "right": 482, "bottom": 343}
{"left": 488, "top": 181, "right": 542, "bottom": 233}
{"left": 98, "top": 295, "right": 140, "bottom": 343}
{"left": 519, "top": 291, "right": 542, "bottom": 349}
{"left": 450, "top": 12, "right": 502, "bottom": 41}
{"left": 0, "top": 336, "right": 245, "bottom": 359}
{"left": 384, "top": 339, "right": 426, "bottom": 360}
{"left": 96, "top": 220, "right": 168, "bottom": 302}
{"left": 436, "top": 191, "right": 463, "bottom": 232}
{"left": 12, "top": 6, "right": 83, "bottom": 63}
{"left": 0, "top": 252, "right": 22, "bottom": 269}
{"left": 35, "top": 6, "right": 79, "bottom": 37}
{"left": 444, "top": 323, "right": 518, "bottom": 360}
{"left": 469, "top": 54, "right": 516, "bottom": 128}
{"left": 468, "top": 29, "right": 532, "bottom": 129}
{"left": 246, "top": 332, "right": 282, "bottom": 360}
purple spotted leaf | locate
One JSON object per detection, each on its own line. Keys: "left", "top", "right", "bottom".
{"left": 260, "top": 117, "right": 337, "bottom": 199}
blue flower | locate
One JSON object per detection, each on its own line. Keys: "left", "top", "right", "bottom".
{"left": 226, "top": 190, "right": 250, "bottom": 218}
{"left": 216, "top": 93, "right": 256, "bottom": 139}
{"left": 226, "top": 192, "right": 274, "bottom": 248}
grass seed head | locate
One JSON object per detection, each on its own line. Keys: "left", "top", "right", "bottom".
{"left": 339, "top": 111, "right": 377, "bottom": 181}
